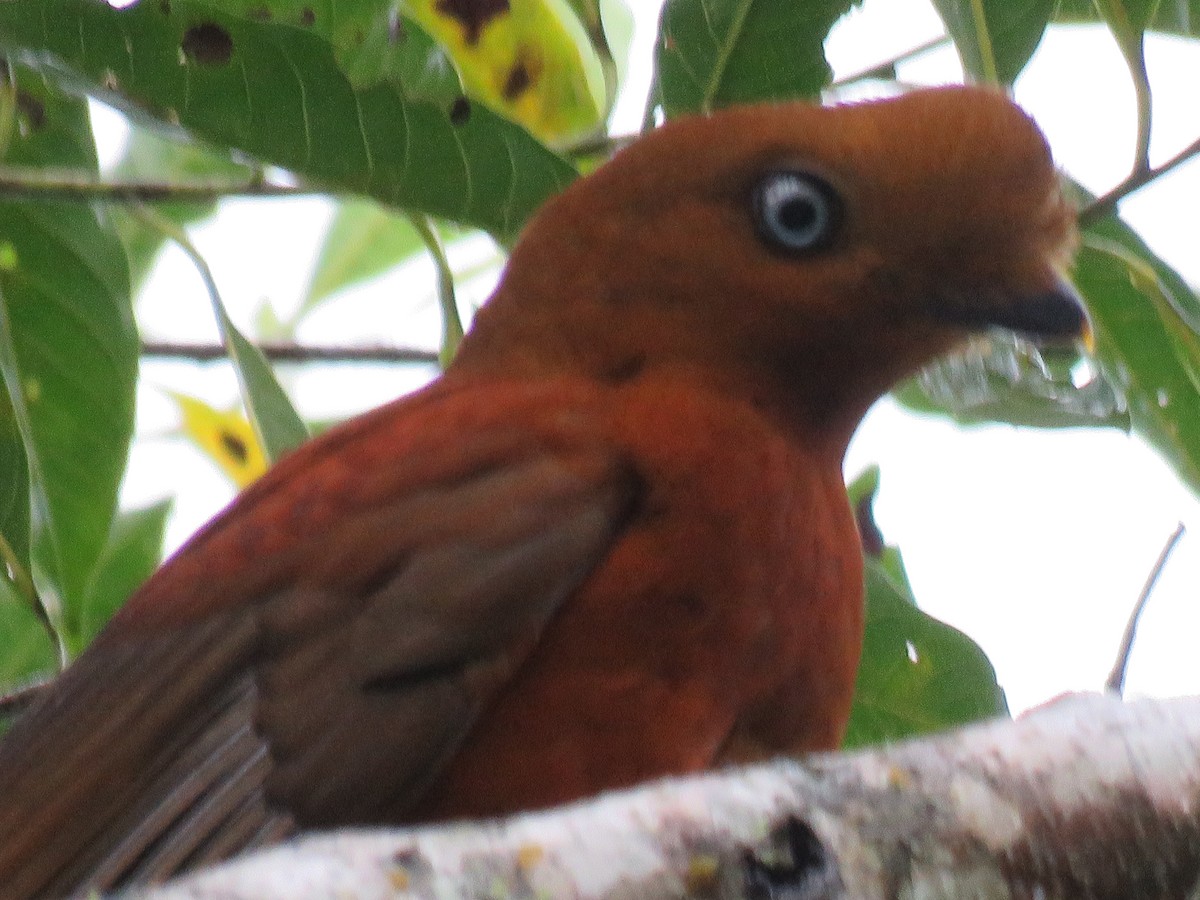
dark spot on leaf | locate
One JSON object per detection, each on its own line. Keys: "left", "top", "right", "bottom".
{"left": 502, "top": 60, "right": 531, "bottom": 101}
{"left": 220, "top": 430, "right": 249, "bottom": 464}
{"left": 449, "top": 97, "right": 471, "bottom": 126}
{"left": 181, "top": 23, "right": 233, "bottom": 66}
{"left": 159, "top": 0, "right": 171, "bottom": 14}
{"left": 247, "top": 5, "right": 271, "bottom": 21}
{"left": 299, "top": 6, "right": 315, "bottom": 26}
{"left": 14, "top": 91, "right": 45, "bottom": 130}
{"left": 435, "top": 0, "right": 509, "bottom": 45}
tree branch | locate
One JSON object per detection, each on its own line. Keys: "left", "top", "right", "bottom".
{"left": 141, "top": 341, "right": 440, "bottom": 366}
{"left": 562, "top": 132, "right": 637, "bottom": 160}
{"left": 144, "top": 693, "right": 1200, "bottom": 899}
{"left": 1106, "top": 522, "right": 1186, "bottom": 695}
{"left": 0, "top": 167, "right": 315, "bottom": 203}
{"left": 1079, "top": 132, "right": 1200, "bottom": 226}
{"left": 830, "top": 36, "right": 950, "bottom": 89}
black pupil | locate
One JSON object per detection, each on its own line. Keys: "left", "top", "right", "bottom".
{"left": 778, "top": 195, "right": 817, "bottom": 232}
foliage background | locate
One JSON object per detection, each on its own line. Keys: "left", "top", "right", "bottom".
{"left": 0, "top": 0, "right": 1197, "bottom": 740}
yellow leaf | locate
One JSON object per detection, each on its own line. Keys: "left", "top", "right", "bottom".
{"left": 404, "top": 0, "right": 607, "bottom": 145}
{"left": 172, "top": 393, "right": 268, "bottom": 488}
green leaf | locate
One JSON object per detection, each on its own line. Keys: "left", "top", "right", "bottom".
{"left": 75, "top": 500, "right": 172, "bottom": 650}
{"left": 317, "top": 1, "right": 462, "bottom": 100}
{"left": 0, "top": 68, "right": 138, "bottom": 614}
{"left": 0, "top": 580, "right": 54, "bottom": 697}
{"left": 0, "top": 392, "right": 27, "bottom": 591}
{"left": 302, "top": 199, "right": 426, "bottom": 315}
{"left": 0, "top": 224, "right": 28, "bottom": 581}
{"left": 221, "top": 312, "right": 311, "bottom": 461}
{"left": 173, "top": 0, "right": 465, "bottom": 101}
{"left": 1056, "top": 0, "right": 1178, "bottom": 34}
{"left": 598, "top": 0, "right": 636, "bottom": 114}
{"left": 655, "top": 0, "right": 855, "bottom": 117}
{"left": 568, "top": 0, "right": 627, "bottom": 123}
{"left": 893, "top": 335, "right": 1129, "bottom": 430}
{"left": 1075, "top": 213, "right": 1200, "bottom": 497}
{"left": 844, "top": 559, "right": 1010, "bottom": 747}
{"left": 843, "top": 469, "right": 1008, "bottom": 748}
{"left": 929, "top": 0, "right": 1055, "bottom": 84}
{"left": 142, "top": 207, "right": 310, "bottom": 462}
{"left": 0, "top": 0, "right": 576, "bottom": 243}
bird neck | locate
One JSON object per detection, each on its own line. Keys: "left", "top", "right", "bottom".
{"left": 453, "top": 285, "right": 952, "bottom": 462}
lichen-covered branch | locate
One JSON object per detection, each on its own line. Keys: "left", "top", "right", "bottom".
{"left": 138, "top": 693, "right": 1200, "bottom": 899}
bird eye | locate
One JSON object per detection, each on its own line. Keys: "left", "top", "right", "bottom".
{"left": 752, "top": 171, "right": 840, "bottom": 253}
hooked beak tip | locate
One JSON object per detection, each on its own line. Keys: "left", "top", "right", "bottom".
{"left": 1011, "top": 277, "right": 1091, "bottom": 345}
{"left": 941, "top": 277, "right": 1091, "bottom": 347}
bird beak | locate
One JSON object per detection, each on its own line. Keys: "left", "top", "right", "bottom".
{"left": 986, "top": 277, "right": 1091, "bottom": 347}
{"left": 939, "top": 277, "right": 1092, "bottom": 348}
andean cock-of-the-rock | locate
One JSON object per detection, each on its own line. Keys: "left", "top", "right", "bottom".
{"left": 0, "top": 85, "right": 1086, "bottom": 899}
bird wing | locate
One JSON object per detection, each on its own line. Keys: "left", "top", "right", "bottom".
{"left": 0, "top": 385, "right": 639, "bottom": 898}
{"left": 255, "top": 445, "right": 640, "bottom": 826}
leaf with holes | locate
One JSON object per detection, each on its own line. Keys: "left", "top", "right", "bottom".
{"left": 171, "top": 0, "right": 465, "bottom": 101}
{"left": 655, "top": 0, "right": 855, "bottom": 118}
{"left": 405, "top": 0, "right": 609, "bottom": 144}
{"left": 0, "top": 0, "right": 576, "bottom": 242}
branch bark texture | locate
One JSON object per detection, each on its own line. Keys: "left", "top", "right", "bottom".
{"left": 135, "top": 693, "right": 1200, "bottom": 899}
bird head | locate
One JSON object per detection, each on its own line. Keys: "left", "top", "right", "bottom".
{"left": 456, "top": 86, "right": 1086, "bottom": 450}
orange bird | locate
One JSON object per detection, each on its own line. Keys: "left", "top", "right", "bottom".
{"left": 0, "top": 86, "right": 1083, "bottom": 898}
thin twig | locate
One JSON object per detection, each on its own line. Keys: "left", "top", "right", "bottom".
{"left": 1106, "top": 522, "right": 1186, "bottom": 695}
{"left": 142, "top": 341, "right": 440, "bottom": 365}
{"left": 0, "top": 675, "right": 51, "bottom": 717}
{"left": 1093, "top": 0, "right": 1153, "bottom": 174}
{"left": 0, "top": 167, "right": 314, "bottom": 202}
{"left": 562, "top": 132, "right": 637, "bottom": 160}
{"left": 407, "top": 213, "right": 462, "bottom": 369}
{"left": 830, "top": 36, "right": 950, "bottom": 89}
{"left": 1079, "top": 133, "right": 1200, "bottom": 226}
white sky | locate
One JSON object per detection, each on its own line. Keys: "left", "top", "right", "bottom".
{"left": 98, "top": 0, "right": 1200, "bottom": 714}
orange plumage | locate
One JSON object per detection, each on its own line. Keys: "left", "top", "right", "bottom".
{"left": 0, "top": 86, "right": 1082, "bottom": 898}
